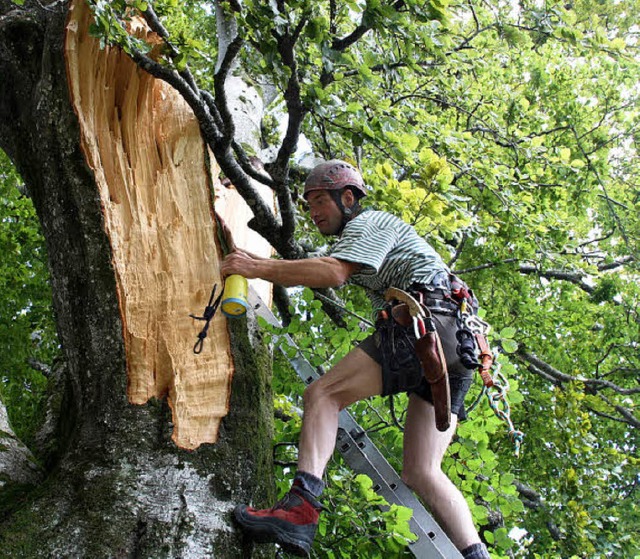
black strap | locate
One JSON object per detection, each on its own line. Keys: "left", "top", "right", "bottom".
{"left": 190, "top": 283, "right": 224, "bottom": 354}
{"left": 410, "top": 286, "right": 458, "bottom": 314}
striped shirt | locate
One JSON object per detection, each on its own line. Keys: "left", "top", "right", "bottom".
{"left": 329, "top": 210, "right": 449, "bottom": 308}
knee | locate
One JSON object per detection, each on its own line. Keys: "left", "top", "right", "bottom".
{"left": 302, "top": 379, "right": 342, "bottom": 411}
{"left": 401, "top": 464, "right": 442, "bottom": 492}
{"left": 302, "top": 382, "right": 318, "bottom": 407}
{"left": 303, "top": 380, "right": 337, "bottom": 411}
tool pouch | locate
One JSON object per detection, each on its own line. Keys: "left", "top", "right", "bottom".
{"left": 377, "top": 307, "right": 423, "bottom": 393}
{"left": 378, "top": 301, "right": 452, "bottom": 431}
{"left": 415, "top": 330, "right": 451, "bottom": 432}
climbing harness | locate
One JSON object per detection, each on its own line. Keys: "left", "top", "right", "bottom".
{"left": 342, "top": 273, "right": 523, "bottom": 449}
{"left": 447, "top": 275, "right": 524, "bottom": 456}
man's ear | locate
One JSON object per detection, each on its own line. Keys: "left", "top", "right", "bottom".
{"left": 341, "top": 188, "right": 356, "bottom": 209}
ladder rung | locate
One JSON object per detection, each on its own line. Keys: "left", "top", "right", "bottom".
{"left": 249, "top": 289, "right": 463, "bottom": 559}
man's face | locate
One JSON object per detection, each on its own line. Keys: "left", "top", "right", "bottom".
{"left": 306, "top": 190, "right": 344, "bottom": 236}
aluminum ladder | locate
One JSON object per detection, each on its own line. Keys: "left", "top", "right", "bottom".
{"left": 249, "top": 289, "right": 463, "bottom": 559}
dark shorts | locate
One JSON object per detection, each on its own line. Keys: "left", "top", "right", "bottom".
{"left": 358, "top": 312, "right": 474, "bottom": 420}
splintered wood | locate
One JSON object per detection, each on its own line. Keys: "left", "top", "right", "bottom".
{"left": 64, "top": 0, "right": 273, "bottom": 449}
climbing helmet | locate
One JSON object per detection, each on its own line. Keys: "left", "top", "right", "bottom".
{"left": 303, "top": 160, "right": 367, "bottom": 199}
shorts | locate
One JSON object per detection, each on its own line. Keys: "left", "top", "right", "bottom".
{"left": 358, "top": 312, "right": 474, "bottom": 420}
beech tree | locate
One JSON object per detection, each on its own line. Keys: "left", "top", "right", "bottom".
{"left": 1, "top": 0, "right": 639, "bottom": 558}
{"left": 1, "top": 0, "right": 276, "bottom": 557}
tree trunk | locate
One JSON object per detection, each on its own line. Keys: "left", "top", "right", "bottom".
{"left": 0, "top": 1, "right": 274, "bottom": 556}
{"left": 0, "top": 395, "right": 43, "bottom": 487}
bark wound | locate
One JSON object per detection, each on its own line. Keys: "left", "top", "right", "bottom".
{"left": 63, "top": 0, "right": 273, "bottom": 449}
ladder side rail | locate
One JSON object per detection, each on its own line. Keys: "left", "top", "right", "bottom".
{"left": 248, "top": 289, "right": 463, "bottom": 559}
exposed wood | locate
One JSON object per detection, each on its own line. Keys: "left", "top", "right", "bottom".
{"left": 64, "top": 0, "right": 273, "bottom": 449}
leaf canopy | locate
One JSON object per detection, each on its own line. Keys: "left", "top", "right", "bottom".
{"left": 3, "top": 0, "right": 639, "bottom": 556}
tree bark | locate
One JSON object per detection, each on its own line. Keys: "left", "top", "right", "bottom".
{"left": 0, "top": 395, "right": 43, "bottom": 487}
{"left": 0, "top": 1, "right": 274, "bottom": 556}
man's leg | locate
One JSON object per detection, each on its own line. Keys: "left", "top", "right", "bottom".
{"left": 297, "top": 347, "right": 383, "bottom": 477}
{"left": 234, "top": 347, "right": 383, "bottom": 556}
{"left": 402, "top": 394, "right": 490, "bottom": 558}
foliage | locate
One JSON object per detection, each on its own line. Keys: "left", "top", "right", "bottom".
{"left": 0, "top": 150, "right": 58, "bottom": 446}
{"left": 238, "top": 0, "right": 638, "bottom": 554}
{"left": 5, "top": 0, "right": 640, "bottom": 557}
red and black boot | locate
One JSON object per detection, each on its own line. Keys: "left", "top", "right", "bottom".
{"left": 233, "top": 482, "right": 323, "bottom": 557}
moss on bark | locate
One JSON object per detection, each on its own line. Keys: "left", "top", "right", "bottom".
{"left": 0, "top": 3, "right": 277, "bottom": 557}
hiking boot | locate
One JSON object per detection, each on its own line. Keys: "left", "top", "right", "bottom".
{"left": 233, "top": 484, "right": 323, "bottom": 557}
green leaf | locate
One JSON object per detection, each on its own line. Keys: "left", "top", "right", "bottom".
{"left": 174, "top": 52, "right": 188, "bottom": 71}
{"left": 501, "top": 339, "right": 518, "bottom": 354}
{"left": 499, "top": 326, "right": 516, "bottom": 339}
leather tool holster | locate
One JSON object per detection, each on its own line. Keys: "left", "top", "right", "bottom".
{"left": 415, "top": 330, "right": 451, "bottom": 432}
{"left": 385, "top": 289, "right": 452, "bottom": 432}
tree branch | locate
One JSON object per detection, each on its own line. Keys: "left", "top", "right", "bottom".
{"left": 517, "top": 264, "right": 595, "bottom": 294}
{"left": 213, "top": 35, "right": 244, "bottom": 151}
{"left": 127, "top": 49, "right": 224, "bottom": 144}
{"left": 571, "top": 125, "right": 637, "bottom": 260}
{"left": 270, "top": 9, "right": 306, "bottom": 241}
{"left": 514, "top": 481, "right": 562, "bottom": 541}
{"left": 122, "top": 5, "right": 288, "bottom": 254}
{"left": 28, "top": 358, "right": 51, "bottom": 377}
{"left": 454, "top": 257, "right": 520, "bottom": 274}
{"left": 451, "top": 24, "right": 497, "bottom": 52}
{"left": 518, "top": 350, "right": 640, "bottom": 428}
{"left": 141, "top": 5, "right": 199, "bottom": 94}
{"left": 331, "top": 0, "right": 406, "bottom": 51}
{"left": 230, "top": 142, "right": 275, "bottom": 187}
{"left": 598, "top": 394, "right": 640, "bottom": 429}
{"left": 519, "top": 350, "right": 640, "bottom": 395}
{"left": 598, "top": 255, "right": 635, "bottom": 272}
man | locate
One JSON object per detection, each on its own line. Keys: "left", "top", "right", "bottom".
{"left": 221, "top": 160, "right": 490, "bottom": 559}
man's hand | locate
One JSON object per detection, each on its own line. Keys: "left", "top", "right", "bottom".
{"left": 221, "top": 250, "right": 261, "bottom": 279}
{"left": 215, "top": 213, "right": 236, "bottom": 253}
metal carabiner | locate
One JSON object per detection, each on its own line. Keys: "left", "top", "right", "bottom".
{"left": 385, "top": 287, "right": 428, "bottom": 340}
{"left": 462, "top": 313, "right": 490, "bottom": 336}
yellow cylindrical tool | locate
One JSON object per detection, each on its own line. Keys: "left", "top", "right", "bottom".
{"left": 221, "top": 274, "right": 249, "bottom": 317}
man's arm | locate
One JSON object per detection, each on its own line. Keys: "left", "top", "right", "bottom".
{"left": 221, "top": 251, "right": 361, "bottom": 288}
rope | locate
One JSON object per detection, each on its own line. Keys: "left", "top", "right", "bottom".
{"left": 189, "top": 283, "right": 224, "bottom": 354}
{"left": 189, "top": 212, "right": 231, "bottom": 354}
{"left": 313, "top": 291, "right": 375, "bottom": 327}
{"left": 465, "top": 385, "right": 487, "bottom": 415}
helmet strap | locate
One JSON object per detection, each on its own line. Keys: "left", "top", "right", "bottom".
{"left": 330, "top": 189, "right": 360, "bottom": 234}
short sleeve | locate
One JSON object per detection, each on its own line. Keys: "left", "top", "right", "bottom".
{"left": 329, "top": 215, "right": 398, "bottom": 272}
